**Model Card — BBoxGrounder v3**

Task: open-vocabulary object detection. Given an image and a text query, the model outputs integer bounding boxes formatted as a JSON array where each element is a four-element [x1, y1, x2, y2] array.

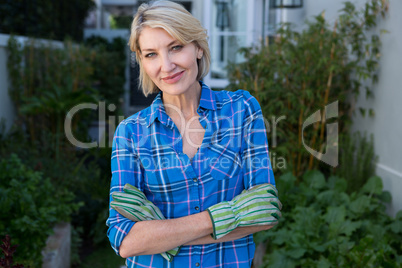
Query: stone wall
[[42, 222, 71, 268]]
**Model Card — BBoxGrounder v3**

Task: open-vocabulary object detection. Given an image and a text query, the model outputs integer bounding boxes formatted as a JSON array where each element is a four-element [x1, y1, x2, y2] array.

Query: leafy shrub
[[83, 36, 127, 114], [0, 125, 112, 264], [255, 170, 402, 267], [7, 35, 126, 160], [7, 36, 99, 162], [4, 19, 125, 266], [0, 235, 24, 268], [226, 0, 388, 176], [70, 147, 112, 247], [336, 132, 377, 193], [0, 154, 81, 267]]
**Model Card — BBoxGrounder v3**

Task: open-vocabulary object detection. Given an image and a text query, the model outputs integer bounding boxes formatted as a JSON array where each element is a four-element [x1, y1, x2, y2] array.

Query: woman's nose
[[160, 54, 175, 73]]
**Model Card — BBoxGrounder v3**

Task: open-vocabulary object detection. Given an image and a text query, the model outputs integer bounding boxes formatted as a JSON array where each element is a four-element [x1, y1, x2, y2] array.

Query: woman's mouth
[[162, 71, 184, 84]]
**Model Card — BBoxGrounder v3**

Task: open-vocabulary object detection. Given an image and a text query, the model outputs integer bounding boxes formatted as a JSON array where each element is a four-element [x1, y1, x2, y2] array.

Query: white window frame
[[202, 0, 255, 89]]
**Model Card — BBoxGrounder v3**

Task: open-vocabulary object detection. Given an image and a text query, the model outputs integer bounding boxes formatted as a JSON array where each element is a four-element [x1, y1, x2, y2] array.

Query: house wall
[[0, 34, 15, 133], [303, 0, 402, 216]]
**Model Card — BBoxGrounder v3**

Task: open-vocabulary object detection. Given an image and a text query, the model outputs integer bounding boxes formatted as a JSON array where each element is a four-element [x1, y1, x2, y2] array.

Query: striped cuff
[[206, 202, 236, 240]]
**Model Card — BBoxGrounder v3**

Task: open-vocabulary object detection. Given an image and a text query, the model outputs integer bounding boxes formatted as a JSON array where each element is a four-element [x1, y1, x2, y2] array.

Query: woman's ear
[[197, 48, 203, 59]]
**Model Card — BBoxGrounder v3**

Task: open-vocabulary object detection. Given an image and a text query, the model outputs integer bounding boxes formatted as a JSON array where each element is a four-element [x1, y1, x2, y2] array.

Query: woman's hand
[[206, 183, 282, 239]]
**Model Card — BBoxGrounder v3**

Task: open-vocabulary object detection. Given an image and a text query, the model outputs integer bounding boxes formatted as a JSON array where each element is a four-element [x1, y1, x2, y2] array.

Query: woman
[[107, 1, 281, 267]]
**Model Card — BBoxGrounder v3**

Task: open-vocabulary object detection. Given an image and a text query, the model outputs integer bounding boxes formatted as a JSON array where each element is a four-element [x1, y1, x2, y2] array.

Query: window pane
[[275, 0, 281, 7], [283, 0, 293, 6], [210, 34, 247, 79], [209, 0, 249, 79]]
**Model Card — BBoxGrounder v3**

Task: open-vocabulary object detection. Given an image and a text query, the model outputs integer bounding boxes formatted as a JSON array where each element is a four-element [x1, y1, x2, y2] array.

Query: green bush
[[84, 36, 127, 115], [336, 132, 377, 193], [0, 154, 81, 267], [0, 126, 111, 265], [255, 170, 402, 267], [5, 36, 122, 250], [7, 35, 126, 160], [7, 36, 99, 162], [226, 0, 388, 176], [70, 147, 113, 247], [4, 18, 125, 266]]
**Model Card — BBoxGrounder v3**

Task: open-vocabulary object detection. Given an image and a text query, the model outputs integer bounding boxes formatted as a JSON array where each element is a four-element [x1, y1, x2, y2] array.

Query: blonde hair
[[129, 0, 211, 96]]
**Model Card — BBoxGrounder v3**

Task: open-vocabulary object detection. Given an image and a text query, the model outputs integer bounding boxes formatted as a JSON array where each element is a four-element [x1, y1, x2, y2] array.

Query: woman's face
[[138, 27, 203, 97]]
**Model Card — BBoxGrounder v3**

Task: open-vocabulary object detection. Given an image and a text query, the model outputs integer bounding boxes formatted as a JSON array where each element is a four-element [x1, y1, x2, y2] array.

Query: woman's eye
[[172, 45, 183, 51], [145, 52, 156, 58]]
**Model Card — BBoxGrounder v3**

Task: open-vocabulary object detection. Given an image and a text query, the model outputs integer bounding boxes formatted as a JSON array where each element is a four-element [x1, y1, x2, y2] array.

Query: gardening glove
[[206, 183, 282, 240], [111, 184, 180, 262], [111, 184, 165, 221]]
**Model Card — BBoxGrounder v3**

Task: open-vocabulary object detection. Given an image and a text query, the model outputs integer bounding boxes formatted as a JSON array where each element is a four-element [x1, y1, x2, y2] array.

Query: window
[[203, 0, 255, 88]]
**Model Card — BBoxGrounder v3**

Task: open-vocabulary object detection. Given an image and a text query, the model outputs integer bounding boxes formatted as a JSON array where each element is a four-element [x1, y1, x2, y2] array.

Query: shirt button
[[195, 263, 200, 267], [193, 178, 197, 182], [195, 206, 199, 210]]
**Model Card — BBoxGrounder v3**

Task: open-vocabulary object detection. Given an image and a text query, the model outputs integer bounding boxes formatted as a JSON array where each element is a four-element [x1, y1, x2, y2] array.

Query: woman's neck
[[162, 82, 202, 120]]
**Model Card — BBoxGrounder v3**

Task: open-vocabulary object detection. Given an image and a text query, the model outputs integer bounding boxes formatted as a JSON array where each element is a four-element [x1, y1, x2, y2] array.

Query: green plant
[[0, 120, 112, 252], [0, 154, 81, 267], [226, 0, 388, 177], [0, 127, 112, 265], [83, 36, 126, 114], [7, 36, 98, 160], [70, 226, 83, 267], [71, 147, 113, 247], [0, 235, 24, 268], [7, 35, 126, 156], [109, 15, 133, 29], [5, 34, 123, 264], [336, 132, 377, 193], [255, 170, 402, 267]]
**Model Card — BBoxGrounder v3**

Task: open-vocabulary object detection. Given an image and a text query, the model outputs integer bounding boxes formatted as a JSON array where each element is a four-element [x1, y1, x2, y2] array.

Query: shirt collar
[[146, 93, 168, 128], [146, 81, 216, 128], [198, 81, 217, 111]]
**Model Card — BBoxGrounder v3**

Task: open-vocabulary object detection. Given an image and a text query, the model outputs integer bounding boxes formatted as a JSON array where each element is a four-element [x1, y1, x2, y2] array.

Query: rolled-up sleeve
[[106, 120, 143, 256], [240, 90, 275, 189]]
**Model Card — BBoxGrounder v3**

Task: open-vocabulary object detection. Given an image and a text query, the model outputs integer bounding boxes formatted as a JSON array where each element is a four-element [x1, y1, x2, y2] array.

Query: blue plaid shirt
[[107, 81, 275, 268]]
